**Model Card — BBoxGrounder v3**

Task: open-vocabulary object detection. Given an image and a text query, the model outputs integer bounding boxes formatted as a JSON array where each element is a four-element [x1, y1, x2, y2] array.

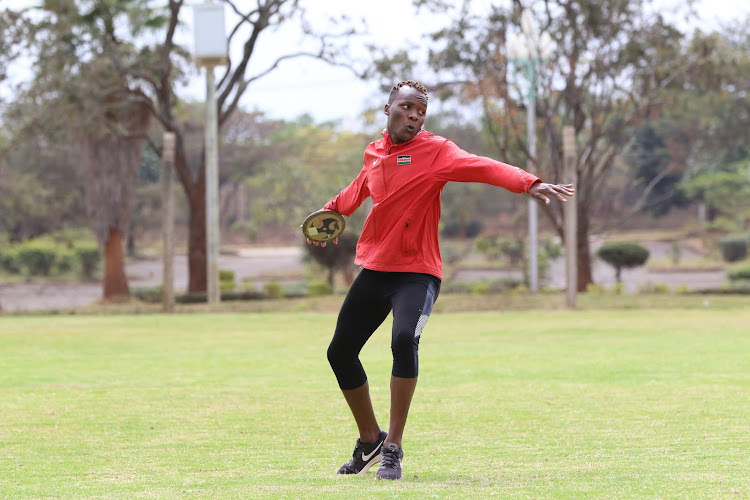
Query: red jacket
[[324, 130, 540, 279]]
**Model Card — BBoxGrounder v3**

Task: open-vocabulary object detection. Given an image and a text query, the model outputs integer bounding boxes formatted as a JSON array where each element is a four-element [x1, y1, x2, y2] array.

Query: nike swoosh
[[362, 442, 383, 462], [373, 158, 379, 165]]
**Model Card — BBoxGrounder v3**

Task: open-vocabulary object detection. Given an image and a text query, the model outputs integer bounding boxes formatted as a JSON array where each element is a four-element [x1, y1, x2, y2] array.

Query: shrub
[[75, 246, 101, 280], [133, 286, 163, 303], [596, 241, 650, 283], [263, 281, 283, 299], [471, 281, 491, 295], [55, 249, 76, 275], [718, 234, 749, 263], [17, 244, 57, 276], [441, 281, 474, 294], [219, 269, 235, 292], [1, 247, 21, 273], [307, 279, 333, 297], [728, 265, 750, 282]]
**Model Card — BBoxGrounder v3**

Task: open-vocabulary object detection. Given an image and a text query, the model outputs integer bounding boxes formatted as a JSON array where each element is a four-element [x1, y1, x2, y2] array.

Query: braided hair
[[388, 80, 428, 104]]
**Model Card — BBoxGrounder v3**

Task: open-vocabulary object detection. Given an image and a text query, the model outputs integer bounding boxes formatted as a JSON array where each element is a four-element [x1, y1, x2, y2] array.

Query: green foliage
[[717, 234, 749, 263], [639, 282, 671, 294], [263, 281, 283, 299], [0, 231, 100, 279], [306, 279, 333, 297], [596, 242, 650, 282], [132, 286, 163, 303], [728, 265, 750, 282], [629, 123, 689, 216], [16, 243, 57, 276], [474, 235, 524, 265], [75, 245, 101, 280], [0, 246, 21, 274], [246, 118, 371, 238], [219, 269, 236, 292], [681, 161, 750, 232]]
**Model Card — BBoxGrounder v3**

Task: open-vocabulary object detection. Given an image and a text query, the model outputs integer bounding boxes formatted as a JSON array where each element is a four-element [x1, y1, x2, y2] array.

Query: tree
[[627, 123, 689, 217], [246, 115, 370, 239], [143, 0, 356, 292], [596, 241, 649, 283], [6, 0, 359, 295], [8, 1, 161, 300], [379, 0, 700, 291]]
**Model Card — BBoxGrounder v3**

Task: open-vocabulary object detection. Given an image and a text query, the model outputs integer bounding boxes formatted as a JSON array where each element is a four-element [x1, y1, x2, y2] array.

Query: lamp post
[[193, 2, 227, 304], [508, 9, 552, 293]]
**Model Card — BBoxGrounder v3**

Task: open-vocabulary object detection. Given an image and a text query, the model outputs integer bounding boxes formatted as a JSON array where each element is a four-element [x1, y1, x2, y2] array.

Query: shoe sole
[[358, 455, 381, 474]]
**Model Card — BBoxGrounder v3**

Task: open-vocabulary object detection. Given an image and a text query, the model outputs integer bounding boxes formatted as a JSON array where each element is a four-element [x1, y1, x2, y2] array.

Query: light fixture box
[[193, 3, 228, 66]]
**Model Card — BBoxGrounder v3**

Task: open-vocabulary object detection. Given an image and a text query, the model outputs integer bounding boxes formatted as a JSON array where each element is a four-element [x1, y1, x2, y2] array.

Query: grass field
[[1, 306, 749, 499]]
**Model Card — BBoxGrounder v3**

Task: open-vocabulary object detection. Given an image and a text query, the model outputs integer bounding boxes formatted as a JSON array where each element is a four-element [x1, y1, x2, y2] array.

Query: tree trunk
[[187, 190, 207, 293], [576, 208, 593, 292], [103, 226, 130, 300]]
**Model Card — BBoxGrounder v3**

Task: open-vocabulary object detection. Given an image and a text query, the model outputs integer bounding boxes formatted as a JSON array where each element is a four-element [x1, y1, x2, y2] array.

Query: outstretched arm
[[528, 182, 575, 205]]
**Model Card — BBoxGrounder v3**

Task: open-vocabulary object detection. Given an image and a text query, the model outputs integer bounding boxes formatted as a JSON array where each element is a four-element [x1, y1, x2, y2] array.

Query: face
[[384, 86, 428, 144]]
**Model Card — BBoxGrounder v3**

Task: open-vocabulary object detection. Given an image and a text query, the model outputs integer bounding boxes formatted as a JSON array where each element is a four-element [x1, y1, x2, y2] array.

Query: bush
[[596, 241, 650, 282], [1, 247, 21, 273], [307, 279, 333, 297], [75, 246, 101, 280], [728, 265, 750, 282], [471, 281, 491, 295], [17, 244, 57, 276], [263, 281, 283, 299], [718, 234, 749, 263], [219, 269, 235, 292], [133, 286, 163, 303], [441, 281, 474, 294]]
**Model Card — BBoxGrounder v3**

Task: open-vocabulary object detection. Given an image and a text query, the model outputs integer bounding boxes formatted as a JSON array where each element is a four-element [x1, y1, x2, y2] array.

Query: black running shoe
[[336, 430, 388, 474], [375, 442, 404, 480]]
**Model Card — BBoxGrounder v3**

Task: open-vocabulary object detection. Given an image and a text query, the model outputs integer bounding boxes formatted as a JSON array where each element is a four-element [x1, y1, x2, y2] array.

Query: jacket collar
[[381, 128, 430, 151]]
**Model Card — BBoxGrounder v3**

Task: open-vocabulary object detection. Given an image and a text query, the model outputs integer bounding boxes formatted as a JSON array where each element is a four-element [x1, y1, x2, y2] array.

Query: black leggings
[[327, 269, 441, 390]]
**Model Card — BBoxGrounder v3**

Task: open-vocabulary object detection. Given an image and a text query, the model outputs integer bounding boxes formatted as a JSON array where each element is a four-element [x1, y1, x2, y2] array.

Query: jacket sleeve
[[322, 164, 371, 216], [433, 140, 540, 193]]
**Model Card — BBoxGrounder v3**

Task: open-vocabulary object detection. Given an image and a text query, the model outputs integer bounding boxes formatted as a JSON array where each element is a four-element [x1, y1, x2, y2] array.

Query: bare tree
[[387, 0, 700, 290], [146, 0, 357, 292]]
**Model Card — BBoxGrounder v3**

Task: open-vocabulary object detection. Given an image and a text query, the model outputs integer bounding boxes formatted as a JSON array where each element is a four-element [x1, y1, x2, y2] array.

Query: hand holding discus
[[301, 209, 346, 247]]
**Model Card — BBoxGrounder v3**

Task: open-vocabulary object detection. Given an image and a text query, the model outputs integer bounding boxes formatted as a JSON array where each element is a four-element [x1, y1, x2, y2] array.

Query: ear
[[384, 104, 390, 116]]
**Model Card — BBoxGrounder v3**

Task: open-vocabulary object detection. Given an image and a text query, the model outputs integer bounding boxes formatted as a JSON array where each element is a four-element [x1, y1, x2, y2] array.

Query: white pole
[[205, 66, 220, 304], [527, 63, 539, 293], [563, 126, 577, 308]]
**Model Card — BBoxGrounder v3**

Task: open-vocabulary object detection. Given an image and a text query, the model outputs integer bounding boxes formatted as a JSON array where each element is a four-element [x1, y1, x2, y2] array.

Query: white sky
[[177, 0, 749, 124], [2, 0, 747, 125], [180, 0, 466, 125]]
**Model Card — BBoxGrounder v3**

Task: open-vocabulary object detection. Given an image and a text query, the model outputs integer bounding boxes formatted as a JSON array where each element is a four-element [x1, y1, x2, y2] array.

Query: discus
[[301, 209, 346, 242]]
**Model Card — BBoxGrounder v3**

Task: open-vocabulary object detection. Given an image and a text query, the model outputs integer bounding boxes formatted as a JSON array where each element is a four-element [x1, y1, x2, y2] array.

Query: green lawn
[[1, 309, 749, 499]]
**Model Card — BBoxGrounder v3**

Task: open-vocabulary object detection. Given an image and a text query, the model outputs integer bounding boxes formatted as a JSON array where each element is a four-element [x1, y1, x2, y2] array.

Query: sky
[[2, 0, 747, 125], [179, 0, 463, 125], [178, 0, 749, 125]]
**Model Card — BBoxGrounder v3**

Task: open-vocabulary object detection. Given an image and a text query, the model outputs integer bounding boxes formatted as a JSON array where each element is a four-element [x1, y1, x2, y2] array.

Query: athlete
[[307, 80, 574, 480]]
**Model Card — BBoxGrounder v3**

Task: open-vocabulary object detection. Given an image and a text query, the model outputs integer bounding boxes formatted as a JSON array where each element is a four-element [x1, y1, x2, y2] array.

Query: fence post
[[563, 126, 578, 308], [162, 132, 176, 312]]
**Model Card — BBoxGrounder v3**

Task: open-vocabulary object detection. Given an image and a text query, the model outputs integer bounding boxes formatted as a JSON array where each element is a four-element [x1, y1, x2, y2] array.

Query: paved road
[[0, 243, 727, 312], [0, 247, 305, 313]]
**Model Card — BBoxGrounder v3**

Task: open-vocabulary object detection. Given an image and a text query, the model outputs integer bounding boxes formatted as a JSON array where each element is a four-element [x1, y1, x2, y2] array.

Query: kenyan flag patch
[[397, 155, 412, 165]]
